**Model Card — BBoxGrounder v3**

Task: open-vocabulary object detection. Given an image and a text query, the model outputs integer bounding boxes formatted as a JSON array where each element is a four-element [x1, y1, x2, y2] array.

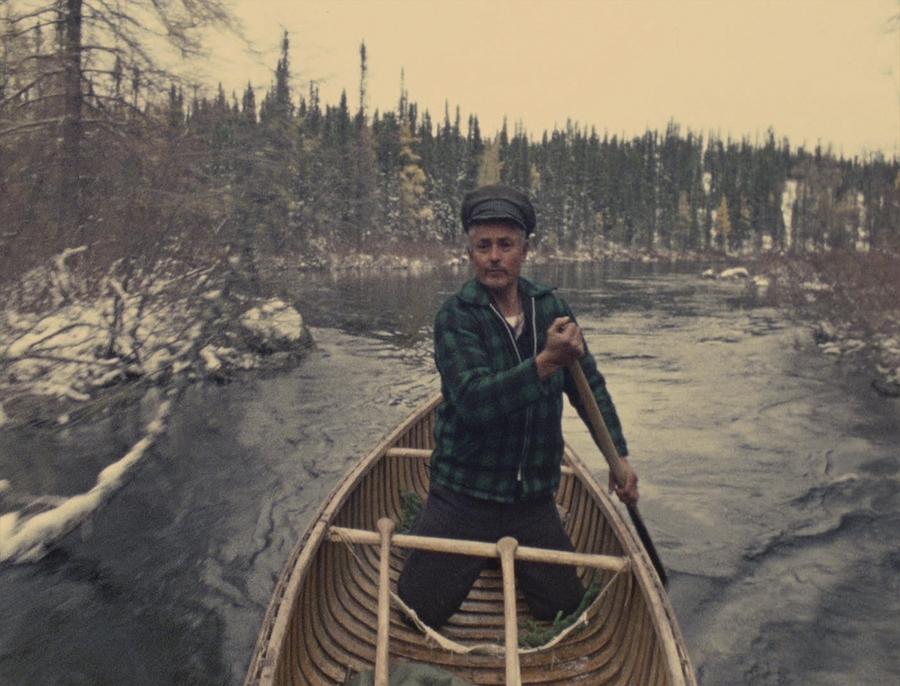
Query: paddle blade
[[627, 504, 668, 588]]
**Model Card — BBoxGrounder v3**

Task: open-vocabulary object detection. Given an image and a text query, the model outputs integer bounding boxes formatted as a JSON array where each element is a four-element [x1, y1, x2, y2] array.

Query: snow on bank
[[1, 250, 214, 413], [289, 249, 455, 274], [0, 396, 170, 563], [1, 249, 311, 423], [701, 265, 770, 292], [240, 299, 305, 349], [717, 266, 750, 280], [281, 240, 704, 275], [0, 248, 313, 563]]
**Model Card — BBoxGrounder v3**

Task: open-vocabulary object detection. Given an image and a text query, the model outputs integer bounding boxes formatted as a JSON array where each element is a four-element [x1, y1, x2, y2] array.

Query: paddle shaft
[[496, 537, 522, 686], [568, 361, 668, 587], [374, 518, 395, 686]]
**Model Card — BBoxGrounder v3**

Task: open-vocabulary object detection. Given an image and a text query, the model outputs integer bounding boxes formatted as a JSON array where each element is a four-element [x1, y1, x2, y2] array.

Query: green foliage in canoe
[[397, 491, 424, 534], [519, 581, 600, 648]]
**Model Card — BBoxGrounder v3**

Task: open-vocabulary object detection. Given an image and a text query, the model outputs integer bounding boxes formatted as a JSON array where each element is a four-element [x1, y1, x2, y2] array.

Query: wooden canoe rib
[[245, 394, 696, 685]]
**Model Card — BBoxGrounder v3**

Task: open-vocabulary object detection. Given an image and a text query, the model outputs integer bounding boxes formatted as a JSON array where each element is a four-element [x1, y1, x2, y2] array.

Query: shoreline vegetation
[[756, 251, 900, 398], [2, 242, 896, 433]]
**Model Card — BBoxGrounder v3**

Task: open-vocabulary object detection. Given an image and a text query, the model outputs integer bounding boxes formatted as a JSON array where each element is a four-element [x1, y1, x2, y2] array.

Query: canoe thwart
[[328, 525, 631, 573], [384, 448, 575, 475], [385, 448, 433, 459]]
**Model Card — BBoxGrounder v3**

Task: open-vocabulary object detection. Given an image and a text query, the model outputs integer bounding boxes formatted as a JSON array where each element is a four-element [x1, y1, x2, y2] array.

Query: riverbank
[[0, 248, 313, 562], [751, 251, 900, 398], [6, 242, 896, 425], [274, 238, 714, 274], [0, 248, 314, 430]]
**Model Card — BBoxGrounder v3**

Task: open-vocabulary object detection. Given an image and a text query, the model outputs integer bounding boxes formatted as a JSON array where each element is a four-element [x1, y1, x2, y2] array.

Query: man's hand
[[536, 316, 585, 380], [609, 459, 639, 506]]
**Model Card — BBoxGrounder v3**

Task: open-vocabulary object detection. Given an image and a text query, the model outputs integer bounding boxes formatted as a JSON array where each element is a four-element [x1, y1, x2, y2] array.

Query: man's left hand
[[608, 459, 639, 506]]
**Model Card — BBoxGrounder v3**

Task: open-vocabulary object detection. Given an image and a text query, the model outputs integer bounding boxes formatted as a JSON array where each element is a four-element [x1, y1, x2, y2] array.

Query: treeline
[[151, 36, 900, 261], [2, 5, 898, 283]]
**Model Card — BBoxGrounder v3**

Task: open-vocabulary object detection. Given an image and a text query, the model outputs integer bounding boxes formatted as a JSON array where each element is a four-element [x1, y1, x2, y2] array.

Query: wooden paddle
[[374, 518, 395, 686], [568, 361, 669, 587], [496, 536, 522, 686]]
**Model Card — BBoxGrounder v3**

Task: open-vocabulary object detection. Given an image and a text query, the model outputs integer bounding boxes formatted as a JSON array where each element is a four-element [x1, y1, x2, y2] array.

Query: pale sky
[[202, 0, 900, 159]]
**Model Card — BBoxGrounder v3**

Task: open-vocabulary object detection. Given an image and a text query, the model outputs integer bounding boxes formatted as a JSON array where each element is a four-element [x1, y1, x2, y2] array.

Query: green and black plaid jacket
[[430, 276, 629, 503]]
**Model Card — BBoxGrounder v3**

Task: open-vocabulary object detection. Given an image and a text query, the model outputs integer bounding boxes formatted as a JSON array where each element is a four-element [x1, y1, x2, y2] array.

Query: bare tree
[[0, 0, 237, 258]]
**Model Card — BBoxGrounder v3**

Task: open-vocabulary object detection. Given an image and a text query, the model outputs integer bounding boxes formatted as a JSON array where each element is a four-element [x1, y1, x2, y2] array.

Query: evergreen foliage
[[2, 15, 898, 281], [519, 581, 601, 648], [397, 491, 424, 534]]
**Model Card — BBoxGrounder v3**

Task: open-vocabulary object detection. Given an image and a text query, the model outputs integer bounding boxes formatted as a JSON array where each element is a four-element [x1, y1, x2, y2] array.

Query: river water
[[1, 262, 898, 685]]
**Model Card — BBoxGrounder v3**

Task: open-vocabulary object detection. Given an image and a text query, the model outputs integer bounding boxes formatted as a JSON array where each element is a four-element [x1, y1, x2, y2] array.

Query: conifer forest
[[1, 2, 898, 284]]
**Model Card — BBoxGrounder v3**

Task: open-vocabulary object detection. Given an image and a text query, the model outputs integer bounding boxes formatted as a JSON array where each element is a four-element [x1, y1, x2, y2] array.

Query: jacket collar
[[457, 276, 554, 307]]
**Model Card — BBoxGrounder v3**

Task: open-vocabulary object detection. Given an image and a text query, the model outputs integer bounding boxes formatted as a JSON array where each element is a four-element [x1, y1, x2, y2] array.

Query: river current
[[1, 262, 897, 685]]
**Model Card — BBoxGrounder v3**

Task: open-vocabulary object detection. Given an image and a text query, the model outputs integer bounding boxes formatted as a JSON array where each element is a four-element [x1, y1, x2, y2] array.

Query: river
[[1, 262, 897, 685]]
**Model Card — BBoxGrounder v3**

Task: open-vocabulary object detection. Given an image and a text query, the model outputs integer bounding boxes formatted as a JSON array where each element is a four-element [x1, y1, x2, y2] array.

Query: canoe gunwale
[[562, 444, 695, 684]]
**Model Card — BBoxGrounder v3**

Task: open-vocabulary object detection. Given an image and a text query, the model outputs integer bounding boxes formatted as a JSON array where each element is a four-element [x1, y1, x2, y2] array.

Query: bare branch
[[78, 43, 128, 57], [14, 352, 121, 366], [6, 53, 60, 70], [1, 90, 64, 113], [0, 76, 44, 106], [0, 115, 136, 138], [84, 0, 142, 30], [0, 116, 62, 136], [4, 6, 61, 25], [81, 92, 149, 118], [1, 18, 63, 40]]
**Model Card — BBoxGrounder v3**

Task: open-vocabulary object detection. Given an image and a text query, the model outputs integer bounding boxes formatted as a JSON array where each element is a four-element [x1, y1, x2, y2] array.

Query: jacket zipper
[[489, 296, 537, 490]]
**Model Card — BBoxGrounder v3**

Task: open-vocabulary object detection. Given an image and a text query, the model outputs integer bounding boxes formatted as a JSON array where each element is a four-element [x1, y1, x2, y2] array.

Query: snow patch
[[0, 247, 314, 424], [240, 299, 306, 350], [801, 280, 831, 293], [1, 254, 214, 409], [701, 266, 756, 281], [718, 267, 750, 280], [199, 345, 222, 372]]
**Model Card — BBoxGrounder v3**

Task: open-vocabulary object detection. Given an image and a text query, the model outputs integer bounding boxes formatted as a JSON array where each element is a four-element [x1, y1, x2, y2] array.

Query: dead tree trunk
[[60, 0, 84, 246]]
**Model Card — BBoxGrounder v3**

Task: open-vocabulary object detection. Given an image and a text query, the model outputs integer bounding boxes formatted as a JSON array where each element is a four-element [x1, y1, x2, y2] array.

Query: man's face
[[467, 222, 528, 295]]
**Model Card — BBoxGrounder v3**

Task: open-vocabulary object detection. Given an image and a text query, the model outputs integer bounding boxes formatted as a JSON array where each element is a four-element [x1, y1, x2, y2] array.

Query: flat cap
[[461, 184, 536, 235]]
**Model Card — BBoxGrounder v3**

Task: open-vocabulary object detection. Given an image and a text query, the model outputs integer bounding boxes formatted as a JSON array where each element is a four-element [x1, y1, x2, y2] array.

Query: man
[[397, 184, 639, 630]]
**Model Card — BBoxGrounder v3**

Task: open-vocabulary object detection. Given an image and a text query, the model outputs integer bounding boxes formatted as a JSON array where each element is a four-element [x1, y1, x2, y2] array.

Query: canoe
[[244, 393, 696, 685]]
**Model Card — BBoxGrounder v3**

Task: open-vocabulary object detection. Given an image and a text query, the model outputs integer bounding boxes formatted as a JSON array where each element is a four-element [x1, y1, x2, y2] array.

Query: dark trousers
[[397, 484, 585, 630]]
